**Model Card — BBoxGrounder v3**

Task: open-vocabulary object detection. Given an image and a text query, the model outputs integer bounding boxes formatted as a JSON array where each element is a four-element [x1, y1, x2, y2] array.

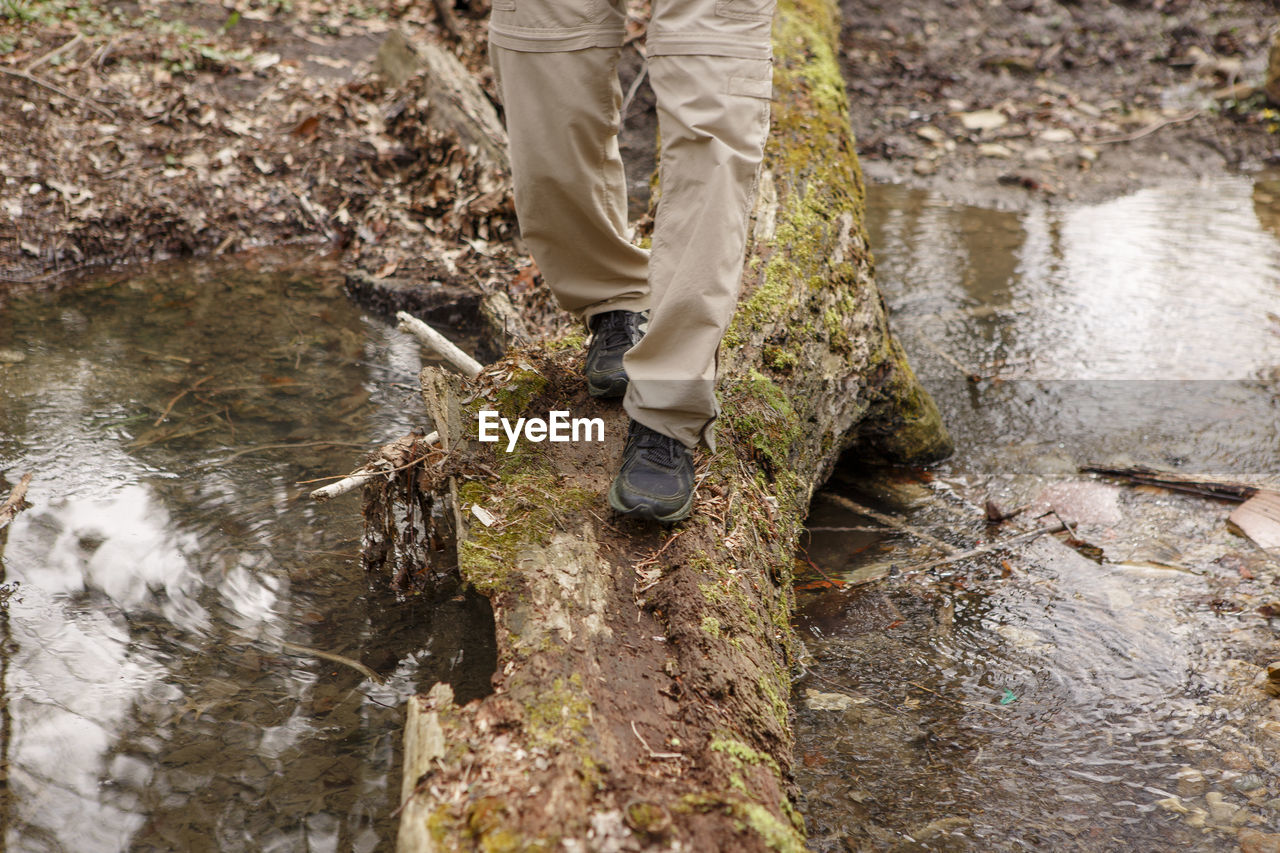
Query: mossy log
[[375, 0, 952, 849]]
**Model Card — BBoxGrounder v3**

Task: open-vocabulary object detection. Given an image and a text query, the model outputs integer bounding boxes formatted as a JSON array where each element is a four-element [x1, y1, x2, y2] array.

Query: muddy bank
[[4, 0, 1277, 291], [0, 0, 538, 318]]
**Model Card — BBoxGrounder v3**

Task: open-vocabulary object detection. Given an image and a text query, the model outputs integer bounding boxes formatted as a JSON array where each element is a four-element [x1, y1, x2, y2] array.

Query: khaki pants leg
[[621, 53, 773, 451], [489, 37, 650, 323], [489, 0, 775, 448]]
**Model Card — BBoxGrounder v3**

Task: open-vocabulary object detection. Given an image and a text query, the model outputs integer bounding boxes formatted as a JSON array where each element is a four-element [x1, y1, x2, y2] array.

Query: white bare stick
[[310, 431, 438, 502], [395, 311, 483, 379], [0, 473, 33, 531]]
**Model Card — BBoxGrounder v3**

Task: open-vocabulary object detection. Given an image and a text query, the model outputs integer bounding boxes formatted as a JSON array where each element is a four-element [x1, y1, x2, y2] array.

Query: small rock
[[1175, 768, 1208, 798], [0, 349, 25, 364], [911, 816, 971, 841], [1184, 807, 1210, 827], [1222, 750, 1256, 772], [958, 109, 1008, 131], [1240, 828, 1280, 853], [1023, 147, 1053, 162], [1039, 128, 1076, 143], [916, 125, 946, 144], [979, 143, 1015, 159], [1206, 791, 1240, 825], [804, 688, 867, 711], [913, 158, 939, 176], [1234, 774, 1266, 794], [1078, 146, 1099, 163]]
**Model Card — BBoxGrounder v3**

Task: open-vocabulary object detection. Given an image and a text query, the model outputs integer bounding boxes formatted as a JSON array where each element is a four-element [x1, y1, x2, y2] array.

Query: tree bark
[[373, 0, 952, 848]]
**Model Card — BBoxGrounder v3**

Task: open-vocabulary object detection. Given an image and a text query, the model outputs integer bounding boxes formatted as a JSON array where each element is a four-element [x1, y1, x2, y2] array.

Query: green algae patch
[[720, 369, 802, 473], [456, 472, 596, 597], [525, 673, 592, 749], [710, 737, 783, 778], [674, 794, 806, 853]]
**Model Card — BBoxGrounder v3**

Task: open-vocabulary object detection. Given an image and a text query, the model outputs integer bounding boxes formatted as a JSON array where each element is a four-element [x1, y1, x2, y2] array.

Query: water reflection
[[799, 177, 1280, 850], [0, 255, 495, 851]]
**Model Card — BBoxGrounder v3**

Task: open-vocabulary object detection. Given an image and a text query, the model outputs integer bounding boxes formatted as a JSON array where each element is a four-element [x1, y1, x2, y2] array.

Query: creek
[[1, 175, 1278, 851], [797, 175, 1280, 851]]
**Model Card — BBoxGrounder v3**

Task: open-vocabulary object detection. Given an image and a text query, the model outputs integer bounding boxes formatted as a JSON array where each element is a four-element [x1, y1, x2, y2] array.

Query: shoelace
[[594, 313, 640, 351], [631, 424, 683, 470]]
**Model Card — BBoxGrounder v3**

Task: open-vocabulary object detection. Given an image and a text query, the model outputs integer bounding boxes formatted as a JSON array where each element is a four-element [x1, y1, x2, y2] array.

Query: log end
[[856, 334, 954, 466]]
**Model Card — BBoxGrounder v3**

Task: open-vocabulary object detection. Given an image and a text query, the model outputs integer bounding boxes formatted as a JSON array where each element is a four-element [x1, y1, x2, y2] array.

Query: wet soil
[[841, 0, 1279, 208], [0, 0, 521, 296]]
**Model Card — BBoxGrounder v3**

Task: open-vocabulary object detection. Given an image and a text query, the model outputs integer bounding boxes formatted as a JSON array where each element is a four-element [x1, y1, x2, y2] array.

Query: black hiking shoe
[[584, 310, 644, 398], [608, 420, 695, 523]]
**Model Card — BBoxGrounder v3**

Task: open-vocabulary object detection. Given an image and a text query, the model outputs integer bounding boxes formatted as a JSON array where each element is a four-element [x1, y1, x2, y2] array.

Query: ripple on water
[[0, 255, 496, 852], [797, 177, 1280, 851]]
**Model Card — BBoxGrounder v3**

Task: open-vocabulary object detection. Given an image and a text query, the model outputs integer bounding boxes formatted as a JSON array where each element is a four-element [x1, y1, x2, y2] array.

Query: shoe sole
[[607, 479, 693, 524], [586, 373, 627, 399]]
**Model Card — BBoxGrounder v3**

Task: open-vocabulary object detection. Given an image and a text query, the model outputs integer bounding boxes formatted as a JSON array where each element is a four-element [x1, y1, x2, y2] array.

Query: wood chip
[[1228, 490, 1280, 551]]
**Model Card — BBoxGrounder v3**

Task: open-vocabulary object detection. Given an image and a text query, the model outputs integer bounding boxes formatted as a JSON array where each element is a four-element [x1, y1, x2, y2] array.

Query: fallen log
[[369, 0, 952, 848]]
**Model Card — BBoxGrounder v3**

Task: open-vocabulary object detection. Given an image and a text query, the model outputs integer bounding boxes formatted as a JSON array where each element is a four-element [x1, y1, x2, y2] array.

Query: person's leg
[[621, 51, 774, 451], [489, 41, 649, 324], [608, 0, 774, 521]]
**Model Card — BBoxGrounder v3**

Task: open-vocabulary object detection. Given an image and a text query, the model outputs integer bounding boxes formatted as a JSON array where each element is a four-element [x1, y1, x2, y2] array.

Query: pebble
[[979, 143, 1015, 159], [1234, 774, 1266, 794], [958, 109, 1008, 131], [916, 125, 946, 144], [913, 158, 939, 176], [0, 349, 25, 363], [1175, 768, 1208, 797], [1206, 791, 1240, 824], [1039, 127, 1076, 143], [804, 688, 867, 711], [1239, 829, 1280, 853]]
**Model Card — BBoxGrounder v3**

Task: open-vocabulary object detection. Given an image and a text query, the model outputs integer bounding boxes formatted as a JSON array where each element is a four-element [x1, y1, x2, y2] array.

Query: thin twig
[[0, 67, 116, 118], [898, 523, 1066, 575], [222, 440, 370, 463], [153, 375, 211, 426], [630, 720, 684, 760], [228, 631, 384, 683], [0, 473, 33, 531], [24, 33, 83, 73], [1089, 109, 1201, 145], [620, 59, 649, 120], [309, 432, 440, 501], [819, 492, 961, 555], [396, 311, 483, 379]]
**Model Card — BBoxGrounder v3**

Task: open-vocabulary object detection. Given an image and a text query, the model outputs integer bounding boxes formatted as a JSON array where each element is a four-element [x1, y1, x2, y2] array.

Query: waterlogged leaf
[[999, 689, 1018, 705]]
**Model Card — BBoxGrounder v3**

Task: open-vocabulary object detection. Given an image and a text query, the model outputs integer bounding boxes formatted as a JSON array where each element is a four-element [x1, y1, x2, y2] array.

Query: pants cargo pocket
[[714, 0, 774, 22]]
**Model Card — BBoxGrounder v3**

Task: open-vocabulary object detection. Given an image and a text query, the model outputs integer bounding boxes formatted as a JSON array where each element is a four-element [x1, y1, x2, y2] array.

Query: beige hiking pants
[[489, 0, 775, 450]]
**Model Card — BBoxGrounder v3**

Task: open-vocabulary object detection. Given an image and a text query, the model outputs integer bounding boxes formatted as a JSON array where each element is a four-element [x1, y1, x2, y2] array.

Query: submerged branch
[[0, 473, 33, 531]]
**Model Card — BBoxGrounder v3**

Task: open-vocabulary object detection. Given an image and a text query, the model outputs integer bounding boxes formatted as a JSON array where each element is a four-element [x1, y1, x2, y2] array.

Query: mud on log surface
[[365, 0, 952, 849]]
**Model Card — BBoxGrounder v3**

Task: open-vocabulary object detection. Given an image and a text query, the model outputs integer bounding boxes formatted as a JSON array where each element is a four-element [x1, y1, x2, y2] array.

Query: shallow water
[[5, 178, 1280, 852], [0, 256, 495, 852], [796, 176, 1280, 850]]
